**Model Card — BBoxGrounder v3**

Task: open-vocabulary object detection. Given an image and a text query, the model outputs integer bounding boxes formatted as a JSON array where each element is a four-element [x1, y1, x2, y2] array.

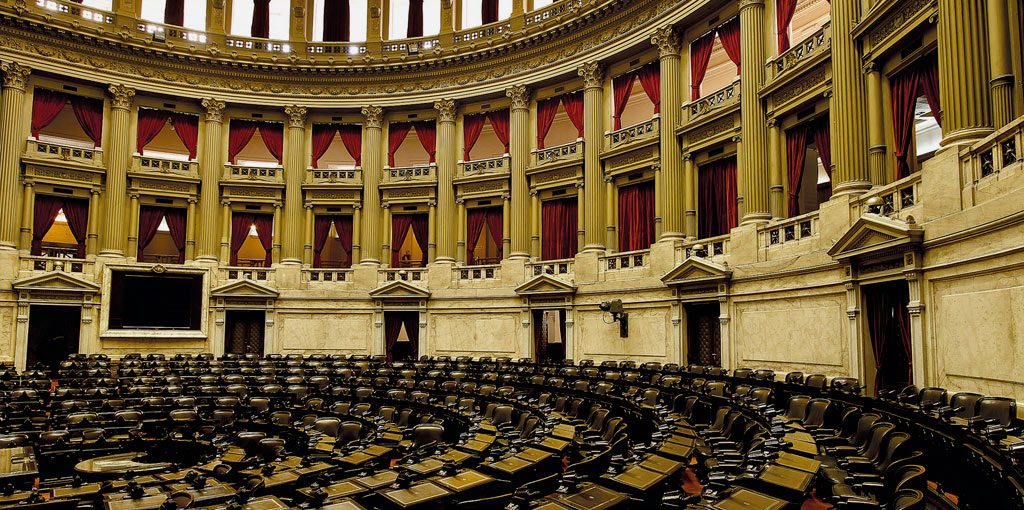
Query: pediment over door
[[210, 280, 280, 299], [515, 274, 576, 297], [828, 214, 923, 262], [661, 257, 732, 288], [368, 280, 431, 300], [12, 272, 100, 295]]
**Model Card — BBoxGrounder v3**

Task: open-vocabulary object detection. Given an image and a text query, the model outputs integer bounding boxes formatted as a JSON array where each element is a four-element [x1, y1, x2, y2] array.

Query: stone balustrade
[[604, 117, 659, 150]]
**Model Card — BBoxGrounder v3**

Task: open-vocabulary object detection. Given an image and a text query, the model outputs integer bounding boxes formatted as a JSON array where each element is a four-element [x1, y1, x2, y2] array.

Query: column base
[[831, 180, 873, 197], [508, 252, 530, 260], [360, 259, 381, 266], [658, 231, 686, 242], [942, 127, 996, 147], [739, 212, 771, 226], [0, 242, 16, 251], [194, 255, 219, 263], [581, 244, 606, 253], [98, 249, 125, 258], [279, 258, 302, 266], [433, 257, 456, 264]]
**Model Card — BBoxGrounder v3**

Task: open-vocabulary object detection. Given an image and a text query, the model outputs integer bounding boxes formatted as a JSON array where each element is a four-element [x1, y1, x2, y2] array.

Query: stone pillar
[[604, 176, 616, 251], [767, 119, 784, 219], [578, 61, 605, 252], [19, 183, 33, 251], [829, 0, 870, 194], [501, 192, 511, 258], [351, 204, 362, 263], [506, 85, 531, 259], [865, 63, 887, 185], [220, 201, 231, 262], [101, 84, 135, 256], [988, 0, 1015, 128], [0, 62, 30, 250], [271, 204, 281, 264], [381, 203, 392, 265], [303, 205, 313, 265], [456, 199, 466, 263], [87, 190, 100, 256], [738, 0, 770, 223], [651, 27, 684, 240], [185, 198, 197, 261], [575, 182, 585, 251], [427, 200, 437, 262], [360, 106, 384, 265], [282, 105, 307, 265], [530, 191, 540, 258], [198, 99, 226, 262], [938, 0, 993, 145], [433, 99, 457, 263], [682, 153, 696, 237], [127, 193, 140, 259]]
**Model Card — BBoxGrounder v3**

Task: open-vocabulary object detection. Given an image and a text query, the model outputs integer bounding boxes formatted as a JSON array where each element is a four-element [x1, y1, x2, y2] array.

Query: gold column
[[578, 62, 605, 252], [127, 193, 140, 259], [682, 153, 696, 237], [360, 106, 383, 264], [506, 85, 531, 259], [351, 204, 362, 263], [87, 190, 100, 256], [988, 0, 1015, 128], [101, 84, 135, 256], [456, 199, 466, 263], [828, 0, 870, 194], [575, 182, 585, 251], [427, 200, 437, 262], [303, 205, 313, 265], [738, 0, 770, 223], [381, 203, 392, 265], [220, 201, 231, 262], [282, 105, 307, 264], [440, 0, 454, 35], [767, 119, 783, 219], [938, 0, 993, 144], [865, 63, 887, 185], [433, 99, 457, 263], [271, 204, 281, 264], [198, 99, 226, 262], [651, 27, 684, 240], [604, 176, 616, 251], [19, 183, 33, 251], [367, 0, 383, 43], [530, 190, 540, 258], [501, 192, 511, 258], [0, 62, 30, 250], [185, 198, 197, 261]]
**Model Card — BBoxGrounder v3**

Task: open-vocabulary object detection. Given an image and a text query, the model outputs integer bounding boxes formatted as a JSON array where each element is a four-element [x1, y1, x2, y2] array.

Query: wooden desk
[[657, 441, 693, 460], [552, 425, 576, 440], [76, 453, 173, 478], [784, 431, 815, 444], [434, 470, 494, 493], [756, 464, 814, 496], [604, 465, 666, 492], [457, 440, 490, 454], [297, 481, 366, 500], [639, 455, 683, 476], [436, 450, 473, 463], [483, 455, 533, 476], [104, 494, 166, 510], [51, 483, 103, 500], [549, 483, 627, 510], [321, 501, 368, 510], [784, 439, 818, 457], [354, 471, 399, 490], [516, 448, 553, 463], [380, 482, 450, 508], [538, 437, 571, 453], [0, 447, 37, 482], [774, 452, 821, 474], [165, 483, 237, 506], [711, 489, 787, 510], [206, 495, 289, 510], [294, 462, 334, 478], [407, 458, 444, 476]]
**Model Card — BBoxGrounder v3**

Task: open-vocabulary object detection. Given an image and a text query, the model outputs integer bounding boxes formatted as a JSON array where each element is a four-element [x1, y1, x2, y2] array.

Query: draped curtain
[[31, 89, 68, 138], [481, 0, 499, 24], [465, 208, 487, 264], [689, 32, 716, 101], [136, 206, 167, 263], [698, 157, 738, 238], [488, 109, 511, 154], [919, 58, 942, 128], [164, 207, 187, 264], [536, 98, 560, 149], [617, 181, 655, 252], [485, 208, 503, 260], [612, 72, 636, 130], [384, 313, 403, 362], [865, 282, 913, 395], [718, 17, 742, 73], [253, 215, 274, 267], [62, 199, 88, 259], [462, 113, 487, 160], [312, 215, 334, 267], [890, 55, 944, 178], [311, 124, 338, 169], [387, 123, 413, 166], [334, 216, 354, 266], [414, 121, 437, 163], [170, 113, 199, 160], [323, 0, 351, 42], [776, 0, 798, 53], [251, 0, 271, 38], [31, 195, 66, 256], [637, 63, 661, 114], [541, 198, 578, 260], [410, 214, 429, 264], [228, 120, 260, 164], [785, 124, 809, 217], [390, 214, 413, 266], [811, 118, 832, 178], [69, 96, 103, 147], [561, 92, 584, 138], [407, 0, 424, 37], [229, 213, 255, 266], [164, 0, 185, 26], [339, 124, 363, 165], [258, 123, 284, 165], [137, 109, 169, 155]]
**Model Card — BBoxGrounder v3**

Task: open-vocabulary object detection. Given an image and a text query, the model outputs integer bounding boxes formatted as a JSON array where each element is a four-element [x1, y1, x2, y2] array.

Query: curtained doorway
[[863, 281, 913, 396], [532, 309, 566, 364], [27, 305, 80, 375], [685, 303, 721, 367], [385, 311, 419, 362], [225, 310, 265, 357]]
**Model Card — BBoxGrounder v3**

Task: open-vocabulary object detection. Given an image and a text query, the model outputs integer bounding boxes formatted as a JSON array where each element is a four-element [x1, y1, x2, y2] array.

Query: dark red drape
[[229, 213, 254, 266], [698, 157, 738, 239], [637, 63, 661, 114], [136, 206, 167, 263], [463, 113, 487, 160], [410, 214, 429, 263], [391, 214, 413, 266], [164, 0, 185, 26], [561, 92, 584, 139], [407, 0, 424, 37], [865, 282, 912, 395], [228, 120, 260, 164], [612, 72, 636, 130], [311, 124, 337, 169], [312, 215, 334, 267], [165, 207, 187, 264], [334, 216, 354, 265], [481, 0, 498, 24], [776, 0, 798, 52], [890, 66, 920, 179], [339, 124, 362, 166], [258, 123, 284, 165], [786, 124, 809, 217], [811, 117, 832, 178], [384, 313, 403, 362], [617, 181, 655, 252], [690, 31, 716, 101], [137, 109, 168, 156], [488, 109, 511, 154], [465, 208, 487, 264], [536, 98, 560, 149], [170, 113, 199, 160], [718, 17, 742, 73], [31, 89, 68, 138], [253, 215, 274, 267], [387, 123, 413, 167], [31, 195, 64, 256], [920, 60, 942, 128], [70, 96, 103, 148], [541, 198, 578, 260], [251, 0, 271, 38], [414, 122, 436, 164], [62, 198, 88, 259], [485, 208, 503, 261], [323, 0, 350, 42]]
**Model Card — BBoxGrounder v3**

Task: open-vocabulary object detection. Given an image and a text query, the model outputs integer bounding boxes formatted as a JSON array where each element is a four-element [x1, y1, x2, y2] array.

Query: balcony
[[385, 164, 435, 183], [223, 164, 284, 184], [600, 249, 649, 271], [380, 268, 427, 284], [604, 117, 659, 151], [32, 0, 113, 26], [381, 36, 442, 56], [960, 115, 1023, 188], [531, 140, 583, 167], [766, 22, 831, 84], [303, 268, 353, 283], [685, 235, 728, 259], [24, 139, 103, 168], [760, 212, 818, 248], [857, 173, 922, 222], [683, 79, 740, 124], [459, 155, 510, 176], [456, 265, 500, 280], [20, 255, 92, 274], [221, 266, 274, 282], [307, 166, 361, 184], [307, 42, 368, 58], [136, 20, 208, 47], [224, 36, 292, 56], [524, 0, 584, 26], [528, 258, 573, 277], [133, 155, 198, 178], [452, 21, 513, 44]]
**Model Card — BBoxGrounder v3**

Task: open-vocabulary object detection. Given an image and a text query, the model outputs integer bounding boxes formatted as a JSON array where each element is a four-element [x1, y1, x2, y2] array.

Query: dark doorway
[[863, 280, 913, 396], [27, 305, 80, 374], [533, 309, 567, 364], [385, 311, 419, 362], [685, 303, 721, 367], [225, 310, 265, 356]]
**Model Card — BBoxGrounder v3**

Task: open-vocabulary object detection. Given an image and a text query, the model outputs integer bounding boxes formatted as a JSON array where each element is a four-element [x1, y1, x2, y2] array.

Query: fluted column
[[127, 193, 140, 259], [86, 190, 100, 256], [738, 0, 770, 223], [456, 199, 466, 263], [828, 0, 870, 193], [101, 84, 135, 256], [360, 106, 384, 265], [19, 183, 33, 251], [351, 204, 362, 263], [651, 27, 684, 240], [381, 204, 392, 265], [427, 200, 437, 262], [220, 201, 231, 261], [185, 198, 197, 261], [271, 204, 281, 264], [197, 99, 226, 262], [767, 119, 783, 219], [282, 105, 307, 264], [506, 85, 531, 259], [530, 191, 540, 259], [938, 0, 993, 145], [865, 63, 887, 185], [605, 176, 616, 251], [682, 153, 696, 237], [988, 0, 1015, 128], [433, 99, 457, 263], [303, 205, 313, 265], [501, 193, 511, 257], [579, 62, 605, 252], [0, 62, 30, 250]]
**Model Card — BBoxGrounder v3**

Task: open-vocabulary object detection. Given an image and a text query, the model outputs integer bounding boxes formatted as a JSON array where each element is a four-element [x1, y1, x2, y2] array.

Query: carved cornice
[[0, 60, 30, 91], [108, 84, 135, 110], [202, 98, 227, 123], [433, 99, 457, 123], [362, 106, 384, 128], [578, 61, 604, 89], [650, 26, 680, 57], [285, 105, 307, 128], [506, 85, 530, 110]]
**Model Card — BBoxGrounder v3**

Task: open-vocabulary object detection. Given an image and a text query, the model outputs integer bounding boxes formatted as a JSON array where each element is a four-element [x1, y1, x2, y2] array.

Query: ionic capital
[[0, 61, 31, 91], [362, 105, 384, 128], [108, 84, 136, 110], [433, 99, 457, 123]]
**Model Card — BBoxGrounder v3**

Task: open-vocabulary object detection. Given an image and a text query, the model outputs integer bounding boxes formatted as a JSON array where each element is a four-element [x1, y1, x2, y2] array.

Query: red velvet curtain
[[414, 122, 436, 164], [253, 215, 274, 266], [919, 57, 942, 127], [229, 213, 254, 266], [481, 0, 498, 24], [170, 113, 199, 160], [391, 214, 413, 266], [541, 198, 578, 260], [410, 214, 429, 264], [612, 72, 636, 130], [228, 120, 260, 164], [31, 89, 68, 138], [465, 208, 487, 264], [312, 215, 334, 267], [463, 113, 487, 160], [488, 109, 511, 154], [165, 207, 187, 264], [407, 0, 424, 37], [323, 0, 350, 42], [339, 124, 362, 165], [865, 282, 912, 395], [137, 109, 168, 156], [776, 0, 798, 52], [890, 66, 920, 180], [617, 181, 655, 252], [31, 195, 66, 256], [70, 96, 103, 147], [637, 63, 660, 114], [810, 117, 832, 178], [485, 208, 503, 261], [251, 0, 271, 38], [164, 0, 185, 26], [689, 32, 716, 100], [334, 216, 354, 266], [384, 313, 403, 362], [561, 91, 584, 139], [718, 17, 742, 73], [62, 198, 89, 259], [698, 157, 738, 238], [387, 123, 413, 166], [786, 124, 809, 217], [311, 124, 337, 169], [136, 206, 167, 262], [259, 123, 284, 165], [536, 98, 560, 149]]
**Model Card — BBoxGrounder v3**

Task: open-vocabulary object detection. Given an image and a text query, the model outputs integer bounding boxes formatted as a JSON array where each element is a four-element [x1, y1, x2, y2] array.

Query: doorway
[[225, 310, 265, 356], [385, 311, 419, 362], [685, 303, 721, 367], [862, 280, 912, 396], [533, 309, 567, 364], [27, 305, 81, 374]]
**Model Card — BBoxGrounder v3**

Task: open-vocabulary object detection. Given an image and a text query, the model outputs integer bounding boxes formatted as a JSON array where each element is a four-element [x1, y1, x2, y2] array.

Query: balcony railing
[[224, 164, 284, 183], [381, 37, 442, 55], [529, 259, 573, 277], [25, 139, 103, 167], [380, 268, 427, 283], [767, 22, 831, 83], [34, 0, 113, 24], [452, 22, 513, 44], [600, 249, 649, 271], [604, 117, 659, 150], [531, 140, 583, 167], [683, 79, 740, 123], [960, 114, 1023, 184], [857, 173, 922, 220], [525, 0, 584, 25], [136, 21, 208, 45], [21, 255, 90, 274], [307, 166, 361, 184], [222, 266, 274, 282], [459, 155, 509, 175], [760, 212, 818, 248], [225, 36, 291, 55], [457, 265, 499, 280], [133, 155, 198, 177], [303, 268, 352, 283], [386, 164, 435, 182], [685, 235, 728, 258], [307, 43, 368, 56]]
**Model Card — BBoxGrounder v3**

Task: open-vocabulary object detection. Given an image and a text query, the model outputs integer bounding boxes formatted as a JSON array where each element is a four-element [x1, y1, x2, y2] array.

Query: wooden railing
[[133, 155, 198, 177], [600, 250, 649, 271], [760, 212, 818, 248], [604, 117, 659, 150], [856, 173, 922, 220], [386, 164, 435, 182], [528, 258, 573, 277], [766, 22, 831, 83], [25, 139, 103, 167], [459, 155, 509, 175], [224, 164, 284, 183], [683, 79, 740, 123], [457, 265, 500, 280], [960, 114, 1023, 184], [307, 166, 361, 184], [303, 268, 352, 283], [21, 255, 90, 274], [531, 140, 583, 167]]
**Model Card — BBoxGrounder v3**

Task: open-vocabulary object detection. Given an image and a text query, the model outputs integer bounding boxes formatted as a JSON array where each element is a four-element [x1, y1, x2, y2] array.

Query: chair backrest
[[785, 395, 811, 421], [492, 405, 514, 426], [850, 413, 882, 445], [802, 398, 830, 428], [890, 489, 926, 510], [411, 423, 445, 448], [977, 397, 1016, 426], [313, 417, 341, 437], [785, 372, 804, 385], [950, 392, 984, 419], [732, 368, 753, 379], [804, 374, 827, 389], [861, 422, 896, 463], [338, 421, 362, 444], [918, 387, 947, 409]]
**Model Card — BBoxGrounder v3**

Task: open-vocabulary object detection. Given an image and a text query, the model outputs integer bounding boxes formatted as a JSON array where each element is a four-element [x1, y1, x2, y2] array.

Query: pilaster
[[361, 105, 384, 265], [433, 99, 457, 263], [579, 61, 605, 252], [506, 85, 531, 259], [100, 84, 135, 257], [198, 98, 226, 262], [282, 105, 307, 265], [682, 152, 695, 237], [0, 61, 30, 250], [737, 0, 770, 224]]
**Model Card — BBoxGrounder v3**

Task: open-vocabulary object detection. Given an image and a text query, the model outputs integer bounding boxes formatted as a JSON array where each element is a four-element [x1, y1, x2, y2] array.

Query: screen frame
[[100, 265, 210, 340]]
